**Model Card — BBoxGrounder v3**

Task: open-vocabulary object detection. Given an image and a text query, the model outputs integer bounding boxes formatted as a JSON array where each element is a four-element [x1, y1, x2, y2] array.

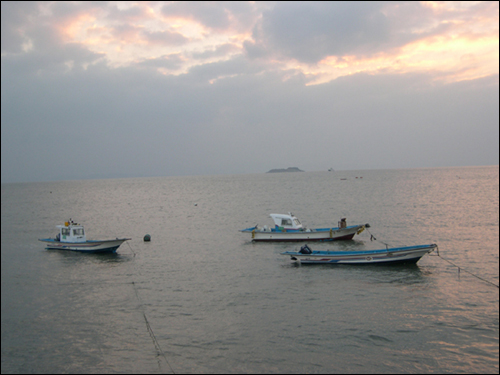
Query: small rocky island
[[267, 167, 304, 173]]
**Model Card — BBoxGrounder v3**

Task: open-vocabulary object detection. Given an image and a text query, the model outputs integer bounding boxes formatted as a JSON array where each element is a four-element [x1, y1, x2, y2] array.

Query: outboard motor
[[339, 218, 347, 228], [299, 244, 312, 254]]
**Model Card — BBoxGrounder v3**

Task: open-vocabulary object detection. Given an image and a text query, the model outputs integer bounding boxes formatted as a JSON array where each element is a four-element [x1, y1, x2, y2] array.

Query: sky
[[1, 1, 499, 183]]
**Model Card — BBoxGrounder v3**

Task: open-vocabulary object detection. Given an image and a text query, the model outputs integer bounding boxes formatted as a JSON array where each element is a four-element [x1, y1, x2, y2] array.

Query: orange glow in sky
[[50, 1, 499, 83]]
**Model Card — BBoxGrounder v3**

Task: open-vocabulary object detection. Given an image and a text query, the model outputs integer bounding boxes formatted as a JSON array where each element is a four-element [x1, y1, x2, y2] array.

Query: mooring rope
[[132, 281, 175, 374], [364, 230, 498, 289], [128, 242, 175, 374], [433, 246, 499, 289], [365, 228, 391, 249], [126, 241, 136, 257]]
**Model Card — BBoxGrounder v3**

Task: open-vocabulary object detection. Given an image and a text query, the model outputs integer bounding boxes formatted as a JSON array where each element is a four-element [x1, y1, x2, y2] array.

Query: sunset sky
[[2, 1, 499, 183]]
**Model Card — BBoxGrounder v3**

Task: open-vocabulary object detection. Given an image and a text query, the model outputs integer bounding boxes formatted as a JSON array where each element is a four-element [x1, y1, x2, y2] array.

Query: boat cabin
[[270, 213, 303, 230], [55, 221, 87, 243]]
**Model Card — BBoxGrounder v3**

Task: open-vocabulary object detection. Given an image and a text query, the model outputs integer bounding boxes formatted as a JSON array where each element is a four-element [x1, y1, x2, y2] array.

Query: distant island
[[267, 167, 304, 173]]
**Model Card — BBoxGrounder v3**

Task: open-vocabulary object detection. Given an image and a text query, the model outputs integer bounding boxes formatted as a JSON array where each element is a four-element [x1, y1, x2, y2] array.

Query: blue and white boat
[[39, 220, 130, 253], [282, 244, 437, 264], [241, 213, 368, 242]]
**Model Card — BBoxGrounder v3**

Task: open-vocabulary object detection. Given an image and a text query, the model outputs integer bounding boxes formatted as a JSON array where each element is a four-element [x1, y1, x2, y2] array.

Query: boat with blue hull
[[241, 213, 368, 242], [282, 244, 437, 265], [39, 220, 130, 254]]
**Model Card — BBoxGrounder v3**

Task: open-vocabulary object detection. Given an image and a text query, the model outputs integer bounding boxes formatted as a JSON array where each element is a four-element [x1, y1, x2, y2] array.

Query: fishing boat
[[240, 213, 368, 242], [281, 244, 437, 264], [39, 220, 131, 253]]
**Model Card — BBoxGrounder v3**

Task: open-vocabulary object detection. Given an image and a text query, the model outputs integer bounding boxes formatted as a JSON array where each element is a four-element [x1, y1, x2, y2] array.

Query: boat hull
[[281, 244, 437, 264], [241, 225, 365, 242], [38, 238, 130, 253]]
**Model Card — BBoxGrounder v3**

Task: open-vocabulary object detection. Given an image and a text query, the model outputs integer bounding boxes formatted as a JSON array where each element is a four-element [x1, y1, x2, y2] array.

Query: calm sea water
[[1, 166, 498, 374]]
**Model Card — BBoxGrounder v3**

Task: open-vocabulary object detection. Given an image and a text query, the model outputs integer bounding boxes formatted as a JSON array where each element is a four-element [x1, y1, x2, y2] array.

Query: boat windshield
[[73, 228, 84, 236], [293, 218, 301, 226]]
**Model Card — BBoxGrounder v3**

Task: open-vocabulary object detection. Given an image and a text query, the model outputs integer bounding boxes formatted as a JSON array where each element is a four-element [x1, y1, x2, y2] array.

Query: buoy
[[144, 234, 151, 242]]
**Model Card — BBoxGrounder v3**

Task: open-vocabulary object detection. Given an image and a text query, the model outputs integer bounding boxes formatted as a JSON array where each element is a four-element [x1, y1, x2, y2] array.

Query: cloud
[[1, 2, 40, 53], [136, 53, 186, 70], [141, 29, 190, 46], [1, 2, 498, 183], [191, 43, 240, 60], [3, 48, 497, 182], [253, 2, 392, 63], [4, 2, 496, 81], [105, 3, 150, 22], [160, 1, 260, 32], [249, 1, 498, 66]]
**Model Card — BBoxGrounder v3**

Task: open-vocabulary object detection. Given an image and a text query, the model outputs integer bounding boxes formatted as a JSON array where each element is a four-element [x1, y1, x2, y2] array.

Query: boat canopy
[[270, 213, 303, 230], [56, 221, 86, 243]]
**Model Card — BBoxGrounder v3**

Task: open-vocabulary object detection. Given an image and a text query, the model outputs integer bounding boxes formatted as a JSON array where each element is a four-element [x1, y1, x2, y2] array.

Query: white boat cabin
[[55, 221, 87, 243], [270, 213, 303, 230]]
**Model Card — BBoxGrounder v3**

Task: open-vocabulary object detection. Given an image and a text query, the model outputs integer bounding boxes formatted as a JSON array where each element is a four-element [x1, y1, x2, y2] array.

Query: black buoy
[[143, 234, 151, 242]]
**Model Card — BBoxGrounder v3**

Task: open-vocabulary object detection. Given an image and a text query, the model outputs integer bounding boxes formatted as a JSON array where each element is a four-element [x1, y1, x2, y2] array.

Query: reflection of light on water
[[48, 249, 133, 266], [2, 166, 498, 373]]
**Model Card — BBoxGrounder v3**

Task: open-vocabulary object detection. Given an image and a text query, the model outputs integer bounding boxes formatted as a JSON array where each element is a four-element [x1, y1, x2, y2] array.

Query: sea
[[1, 166, 498, 374]]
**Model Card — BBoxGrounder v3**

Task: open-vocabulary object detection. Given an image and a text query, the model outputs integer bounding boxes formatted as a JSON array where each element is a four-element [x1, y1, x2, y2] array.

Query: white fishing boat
[[39, 220, 130, 253], [282, 244, 437, 264], [240, 213, 368, 242]]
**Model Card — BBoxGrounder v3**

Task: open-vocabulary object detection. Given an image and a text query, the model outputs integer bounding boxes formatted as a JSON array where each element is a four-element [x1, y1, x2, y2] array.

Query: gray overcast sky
[[1, 1, 499, 183]]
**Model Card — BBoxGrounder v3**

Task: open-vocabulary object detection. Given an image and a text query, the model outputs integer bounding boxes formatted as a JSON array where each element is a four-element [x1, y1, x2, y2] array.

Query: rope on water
[[128, 241, 175, 374], [364, 230, 499, 289], [433, 246, 499, 289], [126, 241, 136, 257], [365, 228, 391, 249], [131, 280, 176, 374]]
